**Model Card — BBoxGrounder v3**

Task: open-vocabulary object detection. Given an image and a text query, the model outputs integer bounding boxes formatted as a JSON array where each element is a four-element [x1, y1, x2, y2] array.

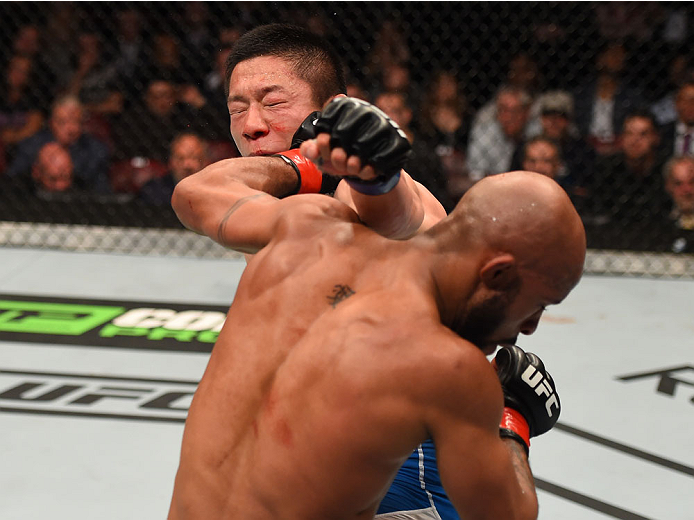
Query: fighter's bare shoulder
[[404, 327, 504, 429]]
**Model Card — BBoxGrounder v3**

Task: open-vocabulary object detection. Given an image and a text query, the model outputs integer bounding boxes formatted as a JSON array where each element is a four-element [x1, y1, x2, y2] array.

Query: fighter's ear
[[322, 93, 347, 109], [480, 254, 519, 291]]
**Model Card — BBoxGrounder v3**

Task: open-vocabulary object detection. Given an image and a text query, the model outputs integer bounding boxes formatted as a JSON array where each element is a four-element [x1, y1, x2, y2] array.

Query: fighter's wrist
[[344, 170, 401, 196], [273, 150, 323, 197], [499, 407, 530, 455]]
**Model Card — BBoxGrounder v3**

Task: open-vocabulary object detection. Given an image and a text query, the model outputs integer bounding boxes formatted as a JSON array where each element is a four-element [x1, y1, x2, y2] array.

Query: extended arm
[[301, 97, 446, 238], [303, 133, 446, 239], [171, 157, 353, 254]]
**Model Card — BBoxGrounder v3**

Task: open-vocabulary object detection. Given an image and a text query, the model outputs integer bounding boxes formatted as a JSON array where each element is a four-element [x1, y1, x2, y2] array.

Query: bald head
[[438, 171, 586, 291], [33, 143, 74, 192]]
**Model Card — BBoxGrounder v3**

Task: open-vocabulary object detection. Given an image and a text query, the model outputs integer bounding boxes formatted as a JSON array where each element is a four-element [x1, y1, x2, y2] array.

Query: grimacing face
[[227, 56, 321, 157]]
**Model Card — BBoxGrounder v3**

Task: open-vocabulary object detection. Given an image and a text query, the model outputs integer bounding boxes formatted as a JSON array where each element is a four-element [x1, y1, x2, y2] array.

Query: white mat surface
[[1, 248, 692, 519]]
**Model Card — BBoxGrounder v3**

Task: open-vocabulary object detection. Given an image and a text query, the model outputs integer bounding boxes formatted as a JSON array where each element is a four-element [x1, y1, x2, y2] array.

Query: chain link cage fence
[[1, 2, 693, 277]]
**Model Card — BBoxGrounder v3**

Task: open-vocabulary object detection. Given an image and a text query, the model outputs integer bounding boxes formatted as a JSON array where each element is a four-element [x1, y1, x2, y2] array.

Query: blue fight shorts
[[376, 439, 459, 520]]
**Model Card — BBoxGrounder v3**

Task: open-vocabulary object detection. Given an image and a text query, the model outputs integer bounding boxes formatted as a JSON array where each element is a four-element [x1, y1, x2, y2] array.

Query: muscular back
[[169, 200, 497, 520]]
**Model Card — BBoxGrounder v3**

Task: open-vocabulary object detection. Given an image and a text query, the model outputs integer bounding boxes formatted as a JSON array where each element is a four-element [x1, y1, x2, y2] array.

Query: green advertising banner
[[0, 294, 229, 352]]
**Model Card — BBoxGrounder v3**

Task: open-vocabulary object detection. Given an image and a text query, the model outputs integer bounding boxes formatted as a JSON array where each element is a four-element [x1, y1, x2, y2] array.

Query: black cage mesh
[[1, 2, 693, 276]]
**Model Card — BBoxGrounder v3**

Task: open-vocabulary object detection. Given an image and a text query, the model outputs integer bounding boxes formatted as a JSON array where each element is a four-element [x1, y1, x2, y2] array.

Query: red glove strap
[[499, 407, 530, 451], [275, 149, 323, 194]]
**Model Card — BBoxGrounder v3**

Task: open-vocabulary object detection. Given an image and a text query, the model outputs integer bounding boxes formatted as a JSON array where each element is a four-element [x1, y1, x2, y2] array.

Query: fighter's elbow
[[514, 493, 539, 520], [171, 176, 199, 231]]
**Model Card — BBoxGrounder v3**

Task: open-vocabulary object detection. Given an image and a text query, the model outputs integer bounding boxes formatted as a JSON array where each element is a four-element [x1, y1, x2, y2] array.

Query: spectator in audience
[[10, 23, 55, 96], [418, 70, 470, 144], [0, 54, 45, 160], [64, 31, 124, 120], [536, 91, 595, 200], [660, 80, 694, 158], [369, 61, 421, 112], [111, 78, 198, 164], [139, 132, 209, 205], [522, 136, 562, 181], [374, 90, 453, 212], [474, 53, 543, 138], [573, 42, 645, 156], [6, 95, 111, 193], [12, 23, 41, 59], [586, 111, 670, 246], [31, 142, 74, 194], [418, 70, 473, 203], [651, 51, 692, 126], [466, 86, 531, 181], [659, 155, 694, 253]]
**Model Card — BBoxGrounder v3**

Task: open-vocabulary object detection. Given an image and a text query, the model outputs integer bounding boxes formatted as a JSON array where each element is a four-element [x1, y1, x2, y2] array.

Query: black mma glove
[[273, 111, 338, 197], [313, 97, 412, 195], [290, 110, 320, 149], [493, 345, 561, 454]]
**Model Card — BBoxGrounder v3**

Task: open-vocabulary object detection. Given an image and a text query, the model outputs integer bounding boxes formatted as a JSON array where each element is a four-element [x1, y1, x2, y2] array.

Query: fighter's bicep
[[215, 193, 282, 253], [435, 422, 525, 519], [427, 356, 538, 519], [217, 194, 360, 253]]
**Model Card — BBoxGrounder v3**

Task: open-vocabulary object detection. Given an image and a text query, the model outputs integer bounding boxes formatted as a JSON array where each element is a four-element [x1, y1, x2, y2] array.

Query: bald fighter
[[168, 104, 586, 519]]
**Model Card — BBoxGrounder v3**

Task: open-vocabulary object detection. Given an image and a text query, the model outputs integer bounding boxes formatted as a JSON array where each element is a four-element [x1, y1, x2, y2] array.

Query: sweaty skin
[[168, 171, 585, 520]]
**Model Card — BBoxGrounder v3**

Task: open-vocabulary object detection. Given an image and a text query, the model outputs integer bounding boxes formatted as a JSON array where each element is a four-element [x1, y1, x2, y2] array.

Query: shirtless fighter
[[168, 96, 587, 518]]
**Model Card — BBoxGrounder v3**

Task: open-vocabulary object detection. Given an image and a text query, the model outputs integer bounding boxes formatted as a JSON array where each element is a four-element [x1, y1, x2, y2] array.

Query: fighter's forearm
[[209, 156, 300, 197], [335, 171, 446, 240], [502, 438, 539, 518], [172, 156, 295, 237]]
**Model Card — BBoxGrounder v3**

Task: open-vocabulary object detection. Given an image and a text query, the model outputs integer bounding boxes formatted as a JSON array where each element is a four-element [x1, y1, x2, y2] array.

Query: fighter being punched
[[174, 23, 446, 246]]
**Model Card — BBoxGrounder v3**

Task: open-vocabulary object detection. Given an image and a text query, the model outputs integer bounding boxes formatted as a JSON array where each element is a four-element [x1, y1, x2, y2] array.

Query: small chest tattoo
[[327, 284, 356, 308]]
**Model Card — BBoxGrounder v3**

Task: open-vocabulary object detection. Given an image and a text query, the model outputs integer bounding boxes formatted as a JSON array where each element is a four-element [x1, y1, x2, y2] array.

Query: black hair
[[224, 23, 346, 106]]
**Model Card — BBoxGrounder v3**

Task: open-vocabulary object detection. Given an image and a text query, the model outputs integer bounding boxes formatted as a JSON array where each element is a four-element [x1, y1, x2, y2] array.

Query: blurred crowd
[[0, 2, 693, 252]]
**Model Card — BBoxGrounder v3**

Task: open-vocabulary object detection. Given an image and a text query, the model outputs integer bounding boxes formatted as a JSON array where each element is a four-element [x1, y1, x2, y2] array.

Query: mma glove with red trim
[[312, 97, 412, 195], [493, 345, 561, 455], [273, 111, 335, 197]]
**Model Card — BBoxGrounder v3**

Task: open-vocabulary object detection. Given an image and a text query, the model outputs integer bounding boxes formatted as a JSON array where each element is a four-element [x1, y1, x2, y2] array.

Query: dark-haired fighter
[[174, 23, 445, 242]]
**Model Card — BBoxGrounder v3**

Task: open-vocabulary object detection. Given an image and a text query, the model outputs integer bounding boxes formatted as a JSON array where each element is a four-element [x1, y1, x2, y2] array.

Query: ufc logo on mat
[[521, 366, 559, 417]]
